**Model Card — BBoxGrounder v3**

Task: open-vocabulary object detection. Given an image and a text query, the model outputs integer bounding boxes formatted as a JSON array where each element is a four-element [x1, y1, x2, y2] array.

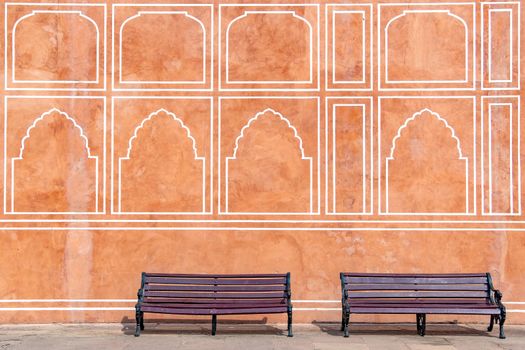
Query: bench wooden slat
[[344, 277, 488, 284], [143, 297, 287, 304], [143, 291, 287, 299], [346, 284, 487, 291], [342, 273, 487, 278], [145, 277, 287, 285], [145, 285, 287, 292], [141, 306, 288, 315], [145, 273, 287, 278], [347, 291, 488, 299], [349, 307, 501, 315], [349, 303, 496, 308], [142, 302, 286, 309]]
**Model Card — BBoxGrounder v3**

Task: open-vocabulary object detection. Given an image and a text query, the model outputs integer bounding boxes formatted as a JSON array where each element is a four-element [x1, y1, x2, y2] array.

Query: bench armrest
[[340, 273, 350, 312]]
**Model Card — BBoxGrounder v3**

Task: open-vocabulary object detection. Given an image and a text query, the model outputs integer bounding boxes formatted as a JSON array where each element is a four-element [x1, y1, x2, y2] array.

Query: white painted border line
[[1, 227, 525, 231], [5, 3, 106, 91]]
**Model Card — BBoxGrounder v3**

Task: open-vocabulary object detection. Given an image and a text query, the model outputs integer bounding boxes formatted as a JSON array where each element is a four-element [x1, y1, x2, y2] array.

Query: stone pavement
[[0, 322, 523, 349]]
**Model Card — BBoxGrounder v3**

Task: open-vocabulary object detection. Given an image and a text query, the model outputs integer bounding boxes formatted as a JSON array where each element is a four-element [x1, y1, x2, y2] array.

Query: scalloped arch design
[[225, 108, 313, 213], [386, 109, 468, 214], [11, 108, 98, 213], [118, 109, 205, 213]]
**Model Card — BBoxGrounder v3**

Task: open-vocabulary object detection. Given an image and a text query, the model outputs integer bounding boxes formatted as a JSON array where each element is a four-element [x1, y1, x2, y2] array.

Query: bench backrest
[[139, 273, 291, 305], [341, 273, 494, 303]]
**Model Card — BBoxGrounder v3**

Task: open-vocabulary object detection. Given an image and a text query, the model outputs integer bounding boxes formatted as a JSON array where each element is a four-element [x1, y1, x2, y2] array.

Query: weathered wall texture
[[1, 0, 524, 324]]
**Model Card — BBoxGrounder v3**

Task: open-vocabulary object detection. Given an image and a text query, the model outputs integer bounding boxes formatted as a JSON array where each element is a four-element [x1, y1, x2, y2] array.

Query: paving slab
[[0, 323, 523, 350]]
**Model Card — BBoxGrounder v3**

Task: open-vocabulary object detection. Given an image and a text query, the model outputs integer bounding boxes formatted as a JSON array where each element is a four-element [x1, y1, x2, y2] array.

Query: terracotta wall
[[1, 0, 524, 324]]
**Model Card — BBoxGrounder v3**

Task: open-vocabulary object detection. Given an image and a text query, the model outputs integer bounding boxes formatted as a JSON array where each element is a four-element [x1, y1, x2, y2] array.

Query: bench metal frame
[[135, 272, 293, 337], [340, 272, 506, 339]]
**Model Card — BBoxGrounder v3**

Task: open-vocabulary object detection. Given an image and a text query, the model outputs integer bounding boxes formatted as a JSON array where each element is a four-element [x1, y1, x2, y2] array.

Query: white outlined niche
[[220, 4, 319, 91], [378, 97, 476, 215], [378, 3, 475, 91], [219, 97, 320, 215], [326, 4, 372, 91], [326, 98, 373, 215], [4, 97, 106, 214], [481, 96, 521, 215], [5, 3, 106, 91], [112, 97, 213, 215], [481, 2, 520, 90], [112, 4, 213, 91]]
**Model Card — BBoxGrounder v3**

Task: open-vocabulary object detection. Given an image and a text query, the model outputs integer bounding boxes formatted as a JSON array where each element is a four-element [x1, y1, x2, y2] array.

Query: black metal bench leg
[[416, 314, 421, 335], [488, 315, 495, 332], [341, 312, 345, 331], [421, 314, 426, 336], [499, 310, 506, 339], [343, 313, 350, 338], [287, 310, 293, 337], [211, 314, 217, 336], [134, 307, 141, 337]]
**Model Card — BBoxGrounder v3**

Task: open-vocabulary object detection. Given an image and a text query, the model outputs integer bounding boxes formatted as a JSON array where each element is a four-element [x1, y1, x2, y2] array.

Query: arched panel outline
[[10, 108, 99, 214], [384, 10, 469, 84], [225, 10, 314, 84], [117, 108, 206, 214], [12, 10, 100, 84], [224, 107, 313, 214], [378, 3, 475, 91], [118, 11, 206, 84], [384, 108, 469, 215]]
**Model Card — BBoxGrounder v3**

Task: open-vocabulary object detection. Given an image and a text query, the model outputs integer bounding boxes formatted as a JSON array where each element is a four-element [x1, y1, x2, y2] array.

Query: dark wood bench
[[135, 272, 293, 337], [340, 273, 506, 339]]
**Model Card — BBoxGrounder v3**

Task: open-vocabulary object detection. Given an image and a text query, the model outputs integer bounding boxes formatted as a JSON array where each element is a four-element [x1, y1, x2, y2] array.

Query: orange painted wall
[[1, 0, 524, 324]]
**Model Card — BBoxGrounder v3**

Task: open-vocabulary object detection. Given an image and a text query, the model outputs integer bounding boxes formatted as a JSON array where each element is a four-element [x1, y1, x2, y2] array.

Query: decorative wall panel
[[1, 1, 525, 324]]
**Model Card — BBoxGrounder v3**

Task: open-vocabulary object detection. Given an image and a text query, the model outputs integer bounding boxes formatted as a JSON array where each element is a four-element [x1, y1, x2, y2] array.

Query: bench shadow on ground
[[120, 316, 286, 336], [312, 321, 497, 338]]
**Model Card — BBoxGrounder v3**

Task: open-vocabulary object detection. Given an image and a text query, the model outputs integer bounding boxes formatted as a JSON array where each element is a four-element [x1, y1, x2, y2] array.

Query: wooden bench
[[135, 272, 293, 337], [340, 273, 506, 339]]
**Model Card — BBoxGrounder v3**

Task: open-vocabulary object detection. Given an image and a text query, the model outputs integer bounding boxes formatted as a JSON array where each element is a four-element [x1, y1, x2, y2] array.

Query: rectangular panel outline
[[326, 4, 373, 91], [481, 96, 521, 216], [3, 96, 106, 214], [325, 97, 373, 215], [377, 96, 476, 216], [377, 2, 476, 91], [219, 4, 320, 92], [218, 96, 321, 215], [488, 9, 513, 83], [111, 96, 213, 215], [111, 3, 213, 92], [4, 2, 107, 91], [481, 2, 521, 90]]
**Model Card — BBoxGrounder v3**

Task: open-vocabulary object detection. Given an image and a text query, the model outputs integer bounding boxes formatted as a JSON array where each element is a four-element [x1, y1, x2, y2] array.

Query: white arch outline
[[384, 10, 469, 84], [11, 108, 99, 213], [226, 108, 313, 213], [118, 108, 206, 214], [225, 11, 313, 84], [119, 11, 206, 84], [12, 10, 100, 84], [385, 108, 468, 214]]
